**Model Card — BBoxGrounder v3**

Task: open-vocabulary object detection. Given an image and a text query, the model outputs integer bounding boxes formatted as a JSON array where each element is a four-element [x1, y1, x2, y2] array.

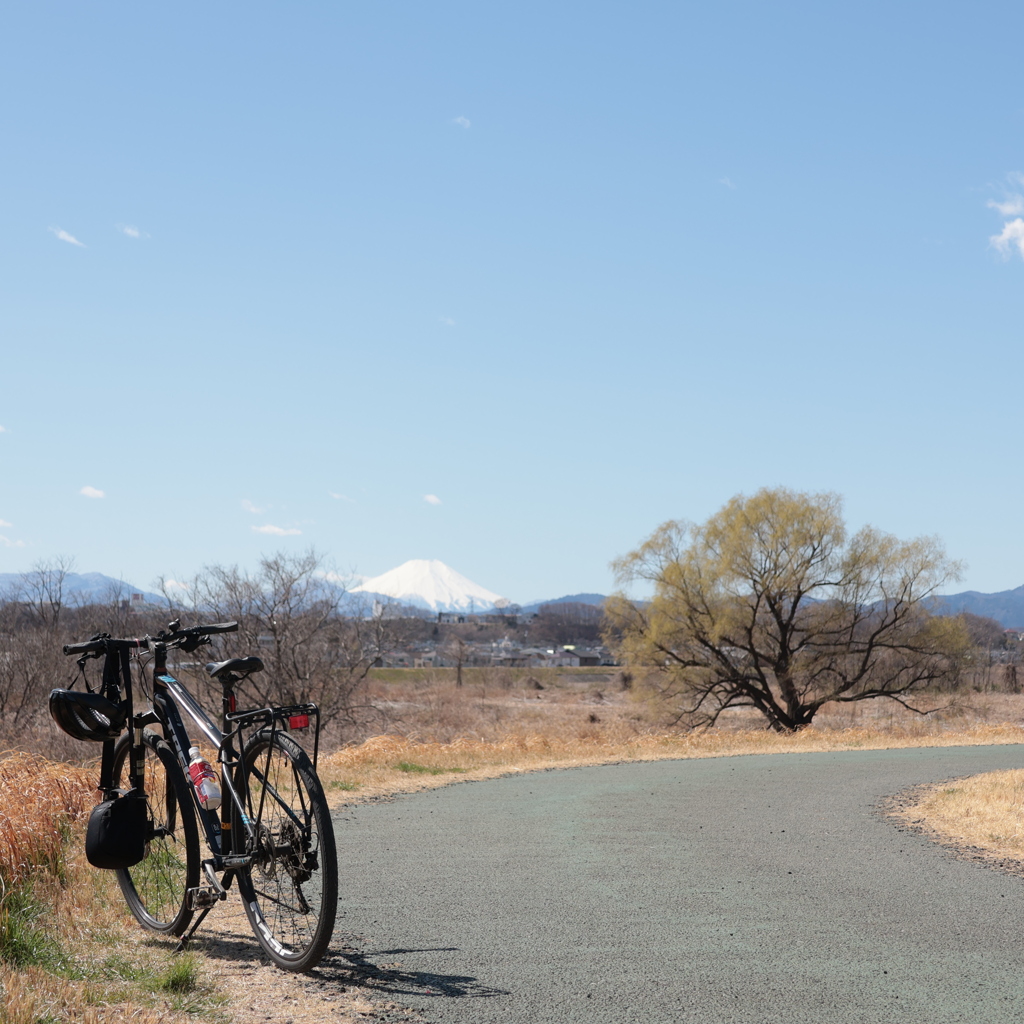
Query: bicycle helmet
[[48, 688, 127, 742]]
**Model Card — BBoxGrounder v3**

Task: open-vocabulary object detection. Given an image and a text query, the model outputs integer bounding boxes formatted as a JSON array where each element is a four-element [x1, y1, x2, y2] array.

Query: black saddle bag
[[85, 788, 147, 869]]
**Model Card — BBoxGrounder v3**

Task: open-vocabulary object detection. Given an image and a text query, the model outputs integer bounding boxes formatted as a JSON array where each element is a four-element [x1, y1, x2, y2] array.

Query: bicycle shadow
[[184, 923, 510, 1002], [326, 943, 511, 1000]]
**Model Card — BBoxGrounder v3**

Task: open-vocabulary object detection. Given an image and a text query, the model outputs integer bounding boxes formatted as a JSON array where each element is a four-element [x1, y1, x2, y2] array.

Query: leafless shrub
[[161, 550, 405, 735]]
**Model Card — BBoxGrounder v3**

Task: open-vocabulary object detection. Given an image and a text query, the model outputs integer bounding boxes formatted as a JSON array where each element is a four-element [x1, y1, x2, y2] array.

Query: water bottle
[[188, 746, 222, 811]]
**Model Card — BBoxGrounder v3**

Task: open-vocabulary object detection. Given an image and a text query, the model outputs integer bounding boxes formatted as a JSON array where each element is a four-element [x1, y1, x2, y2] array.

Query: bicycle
[[52, 619, 338, 972]]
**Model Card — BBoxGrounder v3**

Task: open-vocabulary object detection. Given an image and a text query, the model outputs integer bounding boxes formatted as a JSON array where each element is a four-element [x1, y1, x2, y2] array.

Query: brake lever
[[76, 649, 103, 670]]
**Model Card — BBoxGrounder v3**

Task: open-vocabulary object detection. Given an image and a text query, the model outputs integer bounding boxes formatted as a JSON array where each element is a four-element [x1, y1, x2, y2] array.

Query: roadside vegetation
[[0, 753, 224, 1023]]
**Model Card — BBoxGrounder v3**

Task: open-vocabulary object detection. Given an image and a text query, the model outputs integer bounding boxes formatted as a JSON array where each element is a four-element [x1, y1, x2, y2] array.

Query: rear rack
[[226, 703, 321, 767]]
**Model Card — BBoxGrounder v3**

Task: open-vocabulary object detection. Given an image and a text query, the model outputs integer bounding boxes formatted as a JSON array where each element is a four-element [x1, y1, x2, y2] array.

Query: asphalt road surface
[[332, 746, 1024, 1023]]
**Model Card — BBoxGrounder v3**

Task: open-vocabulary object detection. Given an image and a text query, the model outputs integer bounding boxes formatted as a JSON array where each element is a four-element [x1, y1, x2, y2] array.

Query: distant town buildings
[[377, 638, 616, 670]]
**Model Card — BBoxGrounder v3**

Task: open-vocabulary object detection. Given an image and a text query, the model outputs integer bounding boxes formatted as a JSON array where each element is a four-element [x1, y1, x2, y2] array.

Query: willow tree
[[606, 488, 968, 732]]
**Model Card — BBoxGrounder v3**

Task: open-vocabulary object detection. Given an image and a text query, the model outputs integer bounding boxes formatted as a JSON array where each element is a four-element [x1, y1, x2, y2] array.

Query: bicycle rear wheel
[[233, 729, 338, 971], [112, 731, 199, 936]]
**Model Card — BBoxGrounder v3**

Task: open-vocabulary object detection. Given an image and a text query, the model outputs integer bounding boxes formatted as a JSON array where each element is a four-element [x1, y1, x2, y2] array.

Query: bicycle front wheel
[[111, 731, 199, 936], [233, 729, 338, 971]]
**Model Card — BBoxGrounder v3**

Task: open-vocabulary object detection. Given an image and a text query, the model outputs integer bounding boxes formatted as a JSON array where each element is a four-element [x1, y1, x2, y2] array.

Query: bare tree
[[441, 633, 469, 687], [182, 550, 399, 728], [14, 556, 77, 633]]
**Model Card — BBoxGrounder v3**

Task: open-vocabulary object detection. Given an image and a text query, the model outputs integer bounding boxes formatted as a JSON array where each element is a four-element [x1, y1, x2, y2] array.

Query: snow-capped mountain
[[351, 559, 506, 613]]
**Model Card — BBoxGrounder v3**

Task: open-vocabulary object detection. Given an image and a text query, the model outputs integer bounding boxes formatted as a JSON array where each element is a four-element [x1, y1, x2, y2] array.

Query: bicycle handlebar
[[62, 620, 239, 656], [62, 637, 140, 655]]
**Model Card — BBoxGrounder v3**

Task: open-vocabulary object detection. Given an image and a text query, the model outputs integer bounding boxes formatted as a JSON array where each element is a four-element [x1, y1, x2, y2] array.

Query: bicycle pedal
[[188, 887, 226, 910]]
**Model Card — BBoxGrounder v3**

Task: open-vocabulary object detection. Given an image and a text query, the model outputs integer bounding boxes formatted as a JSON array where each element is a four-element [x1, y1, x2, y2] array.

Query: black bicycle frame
[[142, 641, 320, 869]]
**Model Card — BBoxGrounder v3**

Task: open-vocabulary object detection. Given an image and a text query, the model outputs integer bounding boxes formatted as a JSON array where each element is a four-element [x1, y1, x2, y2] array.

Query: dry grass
[[0, 752, 233, 1024], [315, 671, 1024, 802], [319, 721, 1024, 804], [0, 753, 95, 889], [894, 769, 1024, 865]]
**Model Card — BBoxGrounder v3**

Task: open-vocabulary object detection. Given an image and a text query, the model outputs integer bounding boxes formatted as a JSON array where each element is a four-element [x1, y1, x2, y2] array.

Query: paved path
[[331, 746, 1024, 1023]]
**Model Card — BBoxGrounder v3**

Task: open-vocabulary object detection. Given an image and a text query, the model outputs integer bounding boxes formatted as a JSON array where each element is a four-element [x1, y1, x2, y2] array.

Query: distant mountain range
[[6, 565, 1024, 628], [928, 586, 1024, 629], [520, 593, 608, 615], [0, 572, 165, 606]]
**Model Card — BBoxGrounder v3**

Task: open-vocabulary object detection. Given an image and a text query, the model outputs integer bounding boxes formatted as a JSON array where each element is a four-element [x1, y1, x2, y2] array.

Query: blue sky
[[2, 1, 1024, 602]]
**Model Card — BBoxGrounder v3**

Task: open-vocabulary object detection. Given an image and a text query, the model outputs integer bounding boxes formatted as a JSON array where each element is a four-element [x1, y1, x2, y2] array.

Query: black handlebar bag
[[85, 645, 147, 870]]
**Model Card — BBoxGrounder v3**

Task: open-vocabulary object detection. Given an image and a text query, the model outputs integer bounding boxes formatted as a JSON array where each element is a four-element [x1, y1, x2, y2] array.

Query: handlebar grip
[[62, 639, 107, 655], [196, 621, 238, 635]]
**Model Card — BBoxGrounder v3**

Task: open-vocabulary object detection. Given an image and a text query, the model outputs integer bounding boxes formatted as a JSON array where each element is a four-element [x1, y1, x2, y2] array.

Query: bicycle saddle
[[204, 656, 264, 679]]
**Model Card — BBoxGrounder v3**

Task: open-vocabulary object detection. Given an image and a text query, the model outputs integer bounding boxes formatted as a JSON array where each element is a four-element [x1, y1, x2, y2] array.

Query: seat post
[[220, 676, 237, 735]]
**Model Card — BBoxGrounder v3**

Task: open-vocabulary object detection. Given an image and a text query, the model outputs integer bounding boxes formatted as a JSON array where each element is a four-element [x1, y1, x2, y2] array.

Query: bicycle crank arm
[[182, 858, 231, 911]]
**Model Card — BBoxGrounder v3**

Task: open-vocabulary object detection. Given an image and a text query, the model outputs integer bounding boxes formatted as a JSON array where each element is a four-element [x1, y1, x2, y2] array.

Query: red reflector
[[289, 714, 310, 730]]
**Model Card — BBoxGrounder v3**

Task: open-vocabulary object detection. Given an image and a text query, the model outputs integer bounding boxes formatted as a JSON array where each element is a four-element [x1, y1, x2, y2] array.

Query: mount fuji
[[350, 559, 507, 613]]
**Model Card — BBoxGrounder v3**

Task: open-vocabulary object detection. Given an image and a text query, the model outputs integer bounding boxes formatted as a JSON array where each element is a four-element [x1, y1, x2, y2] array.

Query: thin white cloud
[[453, 116, 471, 129], [0, 425, 6, 432], [119, 224, 149, 239], [241, 498, 264, 514], [719, 177, 737, 189], [329, 492, 355, 503], [988, 197, 1024, 217], [80, 485, 105, 499], [162, 579, 192, 591], [991, 218, 1024, 259], [987, 174, 1024, 259], [0, 535, 25, 548], [0, 519, 12, 528], [252, 524, 302, 536], [424, 494, 442, 506], [49, 227, 86, 247], [439, 316, 456, 327]]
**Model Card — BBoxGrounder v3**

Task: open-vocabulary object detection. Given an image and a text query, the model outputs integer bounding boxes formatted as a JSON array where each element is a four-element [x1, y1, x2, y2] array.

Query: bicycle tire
[[111, 731, 200, 936], [233, 729, 338, 971]]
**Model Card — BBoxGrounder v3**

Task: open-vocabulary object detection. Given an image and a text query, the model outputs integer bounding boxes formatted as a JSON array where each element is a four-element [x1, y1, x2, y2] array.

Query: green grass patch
[[91, 949, 226, 1019], [329, 780, 360, 791], [395, 761, 467, 776], [156, 953, 200, 994], [0, 881, 72, 971]]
